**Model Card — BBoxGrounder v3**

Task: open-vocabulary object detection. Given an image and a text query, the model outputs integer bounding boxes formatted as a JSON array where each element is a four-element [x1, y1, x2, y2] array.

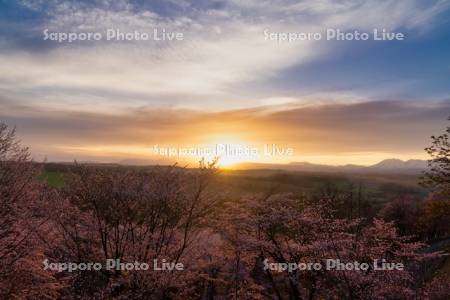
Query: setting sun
[[215, 155, 246, 168]]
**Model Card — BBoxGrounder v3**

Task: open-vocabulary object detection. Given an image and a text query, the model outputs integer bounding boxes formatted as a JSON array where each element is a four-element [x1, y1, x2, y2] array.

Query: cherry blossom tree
[[43, 162, 222, 298], [0, 122, 61, 299], [215, 193, 431, 299]]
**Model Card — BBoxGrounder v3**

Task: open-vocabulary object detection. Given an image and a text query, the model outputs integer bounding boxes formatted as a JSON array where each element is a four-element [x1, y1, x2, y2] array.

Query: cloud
[[0, 1, 449, 165], [1, 97, 448, 164], [1, 0, 448, 111], [256, 99, 450, 153]]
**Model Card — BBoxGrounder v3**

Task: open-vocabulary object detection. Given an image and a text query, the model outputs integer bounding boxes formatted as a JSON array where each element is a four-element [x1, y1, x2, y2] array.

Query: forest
[[0, 120, 449, 299]]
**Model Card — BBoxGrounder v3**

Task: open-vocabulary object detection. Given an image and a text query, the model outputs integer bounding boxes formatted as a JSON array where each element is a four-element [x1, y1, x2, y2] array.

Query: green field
[[39, 170, 65, 188]]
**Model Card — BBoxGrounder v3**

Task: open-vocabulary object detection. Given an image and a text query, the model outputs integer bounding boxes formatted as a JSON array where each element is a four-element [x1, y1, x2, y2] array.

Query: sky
[[0, 0, 449, 167]]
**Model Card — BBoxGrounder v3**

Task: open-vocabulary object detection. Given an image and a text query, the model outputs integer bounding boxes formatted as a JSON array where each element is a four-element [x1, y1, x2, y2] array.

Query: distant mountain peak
[[370, 159, 427, 169]]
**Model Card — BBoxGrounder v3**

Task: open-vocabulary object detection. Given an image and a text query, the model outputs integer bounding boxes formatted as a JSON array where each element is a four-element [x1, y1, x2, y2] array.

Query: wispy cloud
[[1, 0, 448, 111]]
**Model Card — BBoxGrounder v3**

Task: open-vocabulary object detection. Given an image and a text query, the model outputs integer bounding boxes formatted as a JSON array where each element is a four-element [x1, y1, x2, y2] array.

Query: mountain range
[[233, 159, 428, 174]]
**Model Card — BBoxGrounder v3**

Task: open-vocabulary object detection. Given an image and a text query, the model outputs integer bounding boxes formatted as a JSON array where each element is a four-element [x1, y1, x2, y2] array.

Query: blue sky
[[1, 0, 449, 108], [0, 0, 449, 164]]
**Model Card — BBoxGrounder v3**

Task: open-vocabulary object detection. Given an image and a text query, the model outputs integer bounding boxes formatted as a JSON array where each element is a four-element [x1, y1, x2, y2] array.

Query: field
[[40, 163, 427, 201]]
